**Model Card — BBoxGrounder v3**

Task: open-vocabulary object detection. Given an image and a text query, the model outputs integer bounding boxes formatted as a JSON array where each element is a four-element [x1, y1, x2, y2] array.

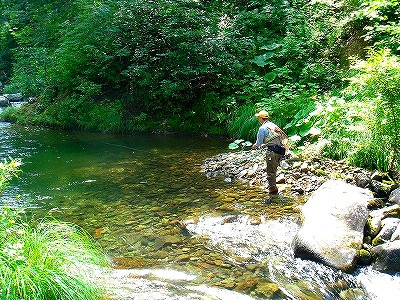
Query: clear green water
[[1, 122, 399, 299]]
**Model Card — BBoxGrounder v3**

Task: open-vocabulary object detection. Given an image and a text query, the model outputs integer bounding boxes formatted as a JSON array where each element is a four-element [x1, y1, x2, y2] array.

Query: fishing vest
[[262, 121, 282, 146]]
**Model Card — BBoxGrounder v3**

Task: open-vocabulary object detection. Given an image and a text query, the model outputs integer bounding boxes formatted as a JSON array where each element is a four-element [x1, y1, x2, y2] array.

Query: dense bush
[[0, 0, 399, 170], [0, 0, 344, 131]]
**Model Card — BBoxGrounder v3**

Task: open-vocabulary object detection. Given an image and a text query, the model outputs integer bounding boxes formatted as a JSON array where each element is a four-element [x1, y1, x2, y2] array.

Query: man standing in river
[[252, 110, 286, 194]]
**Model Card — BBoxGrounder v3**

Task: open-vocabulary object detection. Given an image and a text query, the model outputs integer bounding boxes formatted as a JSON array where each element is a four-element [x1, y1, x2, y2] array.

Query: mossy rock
[[357, 249, 372, 265], [372, 237, 383, 247], [253, 282, 285, 298], [364, 218, 380, 237], [314, 169, 328, 176]]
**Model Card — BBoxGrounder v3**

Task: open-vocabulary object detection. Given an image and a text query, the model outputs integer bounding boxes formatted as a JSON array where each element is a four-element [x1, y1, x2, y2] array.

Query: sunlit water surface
[[1, 122, 399, 299]]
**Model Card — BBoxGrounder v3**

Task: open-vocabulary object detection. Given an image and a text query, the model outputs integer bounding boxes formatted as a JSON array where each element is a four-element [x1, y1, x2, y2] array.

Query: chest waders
[[262, 121, 283, 192]]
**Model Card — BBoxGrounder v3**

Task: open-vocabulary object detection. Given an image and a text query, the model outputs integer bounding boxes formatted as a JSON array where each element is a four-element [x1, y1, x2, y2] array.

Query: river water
[[0, 121, 399, 299]]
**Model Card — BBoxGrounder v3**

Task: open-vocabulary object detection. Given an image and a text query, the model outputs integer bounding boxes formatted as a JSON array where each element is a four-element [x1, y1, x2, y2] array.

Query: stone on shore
[[389, 187, 400, 205], [371, 240, 400, 274], [0, 95, 10, 107], [293, 180, 373, 272], [4, 93, 23, 102]]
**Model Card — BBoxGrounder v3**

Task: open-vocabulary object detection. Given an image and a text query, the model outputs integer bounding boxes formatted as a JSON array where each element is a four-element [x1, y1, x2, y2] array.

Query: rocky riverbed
[[201, 149, 400, 276], [201, 149, 397, 198], [89, 149, 400, 300]]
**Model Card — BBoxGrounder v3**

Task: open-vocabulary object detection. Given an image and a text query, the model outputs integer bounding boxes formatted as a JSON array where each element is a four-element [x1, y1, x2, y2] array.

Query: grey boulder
[[293, 180, 373, 272]]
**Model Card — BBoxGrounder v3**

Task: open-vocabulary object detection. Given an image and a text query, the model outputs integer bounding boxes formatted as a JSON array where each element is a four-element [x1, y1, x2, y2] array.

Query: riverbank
[[201, 149, 398, 198]]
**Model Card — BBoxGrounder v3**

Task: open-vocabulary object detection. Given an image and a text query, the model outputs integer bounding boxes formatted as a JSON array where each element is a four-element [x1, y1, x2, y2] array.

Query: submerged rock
[[293, 180, 373, 272]]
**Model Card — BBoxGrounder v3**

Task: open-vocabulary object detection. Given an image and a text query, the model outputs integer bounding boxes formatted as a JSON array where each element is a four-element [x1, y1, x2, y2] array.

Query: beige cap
[[255, 110, 269, 118]]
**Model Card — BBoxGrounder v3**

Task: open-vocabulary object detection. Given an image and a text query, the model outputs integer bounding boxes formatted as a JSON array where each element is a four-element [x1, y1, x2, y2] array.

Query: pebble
[[202, 151, 374, 196]]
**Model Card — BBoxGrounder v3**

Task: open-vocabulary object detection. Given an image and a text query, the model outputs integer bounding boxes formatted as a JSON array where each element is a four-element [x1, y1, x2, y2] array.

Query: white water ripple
[[185, 214, 400, 299]]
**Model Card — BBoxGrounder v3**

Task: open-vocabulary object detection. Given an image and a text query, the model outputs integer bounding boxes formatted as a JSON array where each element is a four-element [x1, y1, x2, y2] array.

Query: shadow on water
[[1, 122, 399, 299]]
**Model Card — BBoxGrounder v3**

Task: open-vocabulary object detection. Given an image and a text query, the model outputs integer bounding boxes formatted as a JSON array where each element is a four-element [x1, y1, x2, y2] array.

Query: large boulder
[[293, 180, 373, 272], [371, 240, 400, 274]]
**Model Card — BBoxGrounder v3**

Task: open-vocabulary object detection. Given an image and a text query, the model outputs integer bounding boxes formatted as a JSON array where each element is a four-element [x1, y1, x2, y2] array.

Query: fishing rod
[[105, 142, 143, 152]]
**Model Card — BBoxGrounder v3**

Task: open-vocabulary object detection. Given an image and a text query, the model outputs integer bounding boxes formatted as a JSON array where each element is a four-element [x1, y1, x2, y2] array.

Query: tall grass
[[0, 208, 108, 300], [0, 106, 19, 123], [345, 49, 400, 171], [228, 104, 259, 141]]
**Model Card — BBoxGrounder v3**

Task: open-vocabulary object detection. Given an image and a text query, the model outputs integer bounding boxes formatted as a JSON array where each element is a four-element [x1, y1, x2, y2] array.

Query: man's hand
[[252, 144, 266, 149]]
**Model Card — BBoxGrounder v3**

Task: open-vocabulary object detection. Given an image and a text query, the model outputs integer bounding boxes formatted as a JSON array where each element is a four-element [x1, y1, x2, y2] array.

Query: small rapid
[[185, 215, 400, 299]]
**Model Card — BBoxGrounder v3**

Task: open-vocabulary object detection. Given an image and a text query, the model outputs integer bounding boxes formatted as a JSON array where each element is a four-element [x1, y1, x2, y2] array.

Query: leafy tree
[[351, 0, 400, 53], [1, 0, 399, 175], [2, 0, 78, 95]]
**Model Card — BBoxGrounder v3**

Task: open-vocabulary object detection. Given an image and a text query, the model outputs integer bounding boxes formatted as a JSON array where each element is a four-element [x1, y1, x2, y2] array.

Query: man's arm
[[252, 127, 269, 149]]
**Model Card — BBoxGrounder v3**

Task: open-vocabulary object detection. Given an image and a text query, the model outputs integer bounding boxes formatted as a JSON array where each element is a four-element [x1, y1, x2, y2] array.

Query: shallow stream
[[1, 122, 399, 299]]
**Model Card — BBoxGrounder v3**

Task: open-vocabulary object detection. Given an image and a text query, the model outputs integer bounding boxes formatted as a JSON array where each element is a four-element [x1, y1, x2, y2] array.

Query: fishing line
[[105, 142, 142, 152]]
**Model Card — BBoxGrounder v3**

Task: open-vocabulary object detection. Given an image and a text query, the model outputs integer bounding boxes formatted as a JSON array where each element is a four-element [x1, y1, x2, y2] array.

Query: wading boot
[[268, 186, 279, 194]]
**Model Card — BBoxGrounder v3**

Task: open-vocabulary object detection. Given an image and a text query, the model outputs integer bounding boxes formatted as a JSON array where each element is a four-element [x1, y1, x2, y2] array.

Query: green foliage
[[228, 139, 252, 150], [9, 95, 125, 133], [236, 0, 343, 108], [0, 159, 21, 192], [345, 49, 400, 171], [290, 94, 373, 162], [0, 0, 347, 135], [0, 22, 15, 83], [228, 104, 259, 141], [351, 0, 400, 53], [277, 49, 400, 171], [282, 97, 319, 142], [1, 0, 400, 173], [0, 207, 107, 300]]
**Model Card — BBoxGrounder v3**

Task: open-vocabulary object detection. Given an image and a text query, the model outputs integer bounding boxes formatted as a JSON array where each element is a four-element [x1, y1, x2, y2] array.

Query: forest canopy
[[0, 0, 399, 172]]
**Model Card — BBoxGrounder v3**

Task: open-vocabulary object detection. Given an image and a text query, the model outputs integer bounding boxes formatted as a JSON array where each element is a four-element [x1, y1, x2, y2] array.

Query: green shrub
[[0, 159, 21, 192], [280, 92, 369, 160], [278, 49, 399, 171]]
